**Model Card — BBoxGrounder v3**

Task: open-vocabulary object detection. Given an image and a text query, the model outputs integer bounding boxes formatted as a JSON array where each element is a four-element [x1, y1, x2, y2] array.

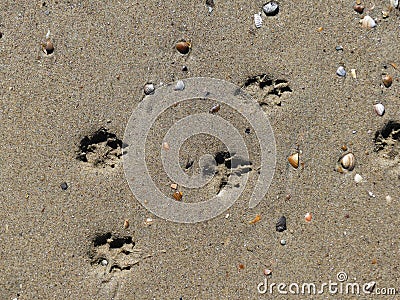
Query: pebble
[[60, 182, 68, 190], [100, 259, 108, 266], [280, 239, 286, 245], [368, 191, 376, 198], [336, 66, 346, 77], [176, 41, 191, 54]]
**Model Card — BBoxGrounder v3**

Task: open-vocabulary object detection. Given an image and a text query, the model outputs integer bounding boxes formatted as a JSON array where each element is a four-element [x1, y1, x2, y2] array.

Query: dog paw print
[[76, 128, 123, 169], [89, 232, 142, 274], [242, 74, 292, 107]]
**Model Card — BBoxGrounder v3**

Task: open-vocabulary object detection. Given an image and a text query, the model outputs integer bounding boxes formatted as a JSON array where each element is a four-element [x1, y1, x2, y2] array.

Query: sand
[[1, 1, 399, 299]]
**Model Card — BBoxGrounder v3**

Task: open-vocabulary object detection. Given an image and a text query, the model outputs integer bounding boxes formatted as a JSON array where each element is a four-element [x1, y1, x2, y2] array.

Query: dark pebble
[[60, 182, 68, 190], [276, 216, 287, 232]]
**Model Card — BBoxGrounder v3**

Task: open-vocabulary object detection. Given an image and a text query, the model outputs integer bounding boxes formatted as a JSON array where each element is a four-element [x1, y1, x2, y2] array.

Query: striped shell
[[254, 13, 262, 28], [374, 103, 385, 116], [337, 152, 355, 172]]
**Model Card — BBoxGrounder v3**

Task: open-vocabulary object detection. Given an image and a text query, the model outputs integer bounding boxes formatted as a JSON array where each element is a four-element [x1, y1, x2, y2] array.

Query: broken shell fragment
[[264, 269, 272, 276], [209, 104, 220, 114], [144, 83, 155, 95], [124, 219, 129, 229], [254, 13, 262, 28], [276, 216, 287, 232], [304, 212, 312, 222], [176, 41, 191, 54], [42, 40, 54, 55], [249, 214, 261, 224], [350, 69, 357, 79], [174, 80, 185, 91], [374, 103, 385, 116], [354, 173, 363, 183], [382, 74, 393, 88], [353, 4, 364, 13], [360, 15, 376, 28], [263, 1, 279, 16], [336, 152, 355, 173], [336, 66, 346, 77], [288, 152, 299, 169], [173, 191, 183, 201]]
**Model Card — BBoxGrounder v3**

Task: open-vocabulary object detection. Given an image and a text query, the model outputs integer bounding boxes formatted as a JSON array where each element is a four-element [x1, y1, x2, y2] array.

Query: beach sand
[[1, 1, 399, 299]]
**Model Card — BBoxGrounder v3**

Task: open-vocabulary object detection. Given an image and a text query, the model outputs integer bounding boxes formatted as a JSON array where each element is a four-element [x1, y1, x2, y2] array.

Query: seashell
[[254, 13, 262, 28], [144, 83, 155, 95], [263, 1, 279, 16], [124, 219, 129, 229], [249, 214, 261, 224], [304, 212, 312, 222], [288, 152, 299, 169], [174, 80, 185, 91], [336, 66, 346, 77], [337, 152, 355, 172], [173, 191, 183, 201], [350, 69, 357, 79], [382, 74, 393, 88], [42, 40, 54, 55], [144, 217, 153, 225], [276, 216, 287, 232], [176, 41, 191, 54], [374, 103, 385, 116], [264, 269, 272, 276], [209, 104, 220, 113], [353, 4, 364, 13], [354, 173, 363, 183], [360, 15, 376, 28]]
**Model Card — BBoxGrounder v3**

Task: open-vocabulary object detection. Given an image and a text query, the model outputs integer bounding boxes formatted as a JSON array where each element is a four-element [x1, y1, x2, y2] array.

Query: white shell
[[263, 1, 279, 16], [354, 173, 363, 183], [374, 103, 385, 116], [144, 83, 155, 95], [254, 13, 262, 28], [360, 15, 376, 28], [174, 80, 185, 91], [340, 153, 355, 171], [336, 66, 346, 77], [350, 69, 357, 79]]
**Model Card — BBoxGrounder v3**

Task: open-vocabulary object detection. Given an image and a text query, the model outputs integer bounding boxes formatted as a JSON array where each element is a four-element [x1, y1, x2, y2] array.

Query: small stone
[[182, 65, 188, 72], [276, 216, 287, 232], [60, 182, 68, 190], [335, 45, 343, 51], [263, 269, 272, 276], [170, 183, 178, 190], [280, 239, 286, 245], [100, 259, 108, 266], [336, 66, 346, 77], [368, 191, 376, 198]]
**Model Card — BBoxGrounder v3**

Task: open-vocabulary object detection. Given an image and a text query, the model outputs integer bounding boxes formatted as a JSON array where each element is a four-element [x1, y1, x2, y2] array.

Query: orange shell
[[288, 153, 299, 169]]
